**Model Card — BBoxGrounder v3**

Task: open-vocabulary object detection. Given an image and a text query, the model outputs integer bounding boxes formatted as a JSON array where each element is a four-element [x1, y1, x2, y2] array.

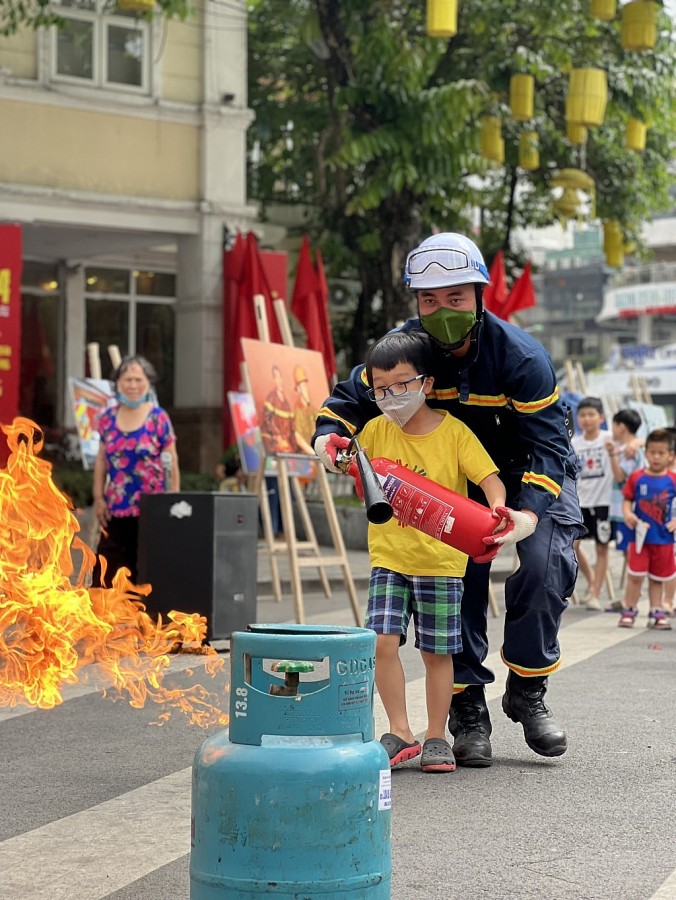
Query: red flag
[[223, 231, 245, 340], [502, 263, 537, 320], [291, 235, 325, 356], [482, 250, 507, 314], [315, 250, 337, 384], [222, 232, 282, 447]]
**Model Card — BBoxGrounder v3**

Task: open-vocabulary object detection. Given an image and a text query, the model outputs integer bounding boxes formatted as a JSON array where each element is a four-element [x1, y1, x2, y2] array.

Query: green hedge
[[51, 467, 93, 509]]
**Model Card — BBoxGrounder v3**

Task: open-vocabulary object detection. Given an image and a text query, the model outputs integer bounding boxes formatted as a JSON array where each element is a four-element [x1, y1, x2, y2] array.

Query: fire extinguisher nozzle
[[366, 501, 394, 525]]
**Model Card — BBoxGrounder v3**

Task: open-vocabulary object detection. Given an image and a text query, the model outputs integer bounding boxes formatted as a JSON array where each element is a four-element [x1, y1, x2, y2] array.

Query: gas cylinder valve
[[270, 659, 315, 696]]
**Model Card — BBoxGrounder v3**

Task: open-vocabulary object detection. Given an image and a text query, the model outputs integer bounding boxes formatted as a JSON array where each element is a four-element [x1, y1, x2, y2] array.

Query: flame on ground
[[0, 418, 227, 727]]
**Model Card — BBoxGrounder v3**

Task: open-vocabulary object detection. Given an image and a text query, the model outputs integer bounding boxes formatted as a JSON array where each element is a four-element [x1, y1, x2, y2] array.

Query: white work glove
[[485, 507, 537, 549], [314, 433, 351, 474]]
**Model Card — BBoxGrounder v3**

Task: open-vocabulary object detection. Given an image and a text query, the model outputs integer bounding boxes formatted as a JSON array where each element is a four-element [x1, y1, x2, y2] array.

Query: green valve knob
[[269, 659, 315, 696], [272, 660, 315, 674]]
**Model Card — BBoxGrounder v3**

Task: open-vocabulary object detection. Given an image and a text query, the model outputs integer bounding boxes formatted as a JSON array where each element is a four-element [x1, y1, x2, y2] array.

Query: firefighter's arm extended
[[312, 364, 379, 473]]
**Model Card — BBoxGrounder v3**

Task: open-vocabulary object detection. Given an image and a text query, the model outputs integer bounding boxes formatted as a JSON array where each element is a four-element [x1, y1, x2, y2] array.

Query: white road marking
[[650, 870, 676, 899], [2, 770, 191, 900]]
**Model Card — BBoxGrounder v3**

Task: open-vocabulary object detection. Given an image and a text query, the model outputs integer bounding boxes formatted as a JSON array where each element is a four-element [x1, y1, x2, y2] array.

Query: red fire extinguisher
[[336, 439, 513, 564]]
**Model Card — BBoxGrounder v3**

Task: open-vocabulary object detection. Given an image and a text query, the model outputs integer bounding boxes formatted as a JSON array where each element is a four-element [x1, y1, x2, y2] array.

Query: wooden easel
[[248, 294, 362, 626]]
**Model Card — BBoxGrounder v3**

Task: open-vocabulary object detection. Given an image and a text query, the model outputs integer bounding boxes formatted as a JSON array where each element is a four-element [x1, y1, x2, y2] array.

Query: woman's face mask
[[376, 382, 427, 427], [420, 307, 476, 347], [116, 392, 149, 409]]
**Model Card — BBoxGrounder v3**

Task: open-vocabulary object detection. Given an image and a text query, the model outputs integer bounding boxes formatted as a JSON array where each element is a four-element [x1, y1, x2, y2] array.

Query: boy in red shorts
[[618, 429, 676, 630]]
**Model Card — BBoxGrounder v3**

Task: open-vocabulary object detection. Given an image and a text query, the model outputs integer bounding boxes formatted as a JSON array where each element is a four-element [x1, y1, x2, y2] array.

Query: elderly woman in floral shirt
[[92, 355, 179, 587]]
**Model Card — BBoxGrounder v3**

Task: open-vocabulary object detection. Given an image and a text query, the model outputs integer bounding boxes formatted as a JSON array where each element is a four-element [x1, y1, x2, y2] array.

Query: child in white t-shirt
[[571, 397, 613, 610]]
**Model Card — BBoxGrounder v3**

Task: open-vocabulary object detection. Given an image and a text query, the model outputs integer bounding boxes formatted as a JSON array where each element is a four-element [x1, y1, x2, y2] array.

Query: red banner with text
[[0, 225, 23, 458]]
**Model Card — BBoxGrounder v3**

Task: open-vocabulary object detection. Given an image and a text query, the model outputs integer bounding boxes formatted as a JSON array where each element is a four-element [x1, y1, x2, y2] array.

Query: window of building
[[51, 0, 150, 94], [85, 268, 176, 407], [565, 337, 584, 357]]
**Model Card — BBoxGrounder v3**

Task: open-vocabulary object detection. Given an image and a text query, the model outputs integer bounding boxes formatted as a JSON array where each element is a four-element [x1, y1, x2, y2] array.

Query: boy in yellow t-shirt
[[357, 331, 507, 773]]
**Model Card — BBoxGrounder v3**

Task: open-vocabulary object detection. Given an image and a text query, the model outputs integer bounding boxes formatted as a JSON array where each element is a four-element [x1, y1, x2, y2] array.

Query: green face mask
[[420, 307, 477, 346]]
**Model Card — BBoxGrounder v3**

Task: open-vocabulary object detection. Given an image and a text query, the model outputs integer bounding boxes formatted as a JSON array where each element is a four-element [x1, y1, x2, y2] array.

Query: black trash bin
[[137, 492, 258, 640]]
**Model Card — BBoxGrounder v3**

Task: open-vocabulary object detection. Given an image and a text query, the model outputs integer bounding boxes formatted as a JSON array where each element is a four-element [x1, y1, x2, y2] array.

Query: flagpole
[[253, 293, 269, 342], [273, 298, 294, 346]]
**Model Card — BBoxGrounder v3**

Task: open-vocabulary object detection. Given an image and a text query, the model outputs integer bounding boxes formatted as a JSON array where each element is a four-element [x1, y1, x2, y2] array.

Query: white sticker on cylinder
[[378, 769, 392, 810]]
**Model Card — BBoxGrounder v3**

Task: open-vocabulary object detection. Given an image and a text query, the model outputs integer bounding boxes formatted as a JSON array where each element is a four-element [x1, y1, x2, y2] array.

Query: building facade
[[0, 0, 255, 471]]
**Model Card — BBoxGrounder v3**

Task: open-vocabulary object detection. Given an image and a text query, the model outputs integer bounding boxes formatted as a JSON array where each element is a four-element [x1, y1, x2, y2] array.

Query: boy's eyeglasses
[[366, 374, 426, 403]]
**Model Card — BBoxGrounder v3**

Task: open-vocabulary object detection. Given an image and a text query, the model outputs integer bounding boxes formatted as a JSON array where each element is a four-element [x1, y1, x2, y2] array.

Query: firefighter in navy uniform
[[313, 233, 585, 766]]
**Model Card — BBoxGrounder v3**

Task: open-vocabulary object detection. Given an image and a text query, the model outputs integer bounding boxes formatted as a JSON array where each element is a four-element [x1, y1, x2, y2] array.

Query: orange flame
[[0, 418, 228, 727]]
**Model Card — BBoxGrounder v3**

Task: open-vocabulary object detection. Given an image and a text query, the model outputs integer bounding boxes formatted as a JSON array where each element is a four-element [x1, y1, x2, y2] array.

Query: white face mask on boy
[[376, 383, 426, 427]]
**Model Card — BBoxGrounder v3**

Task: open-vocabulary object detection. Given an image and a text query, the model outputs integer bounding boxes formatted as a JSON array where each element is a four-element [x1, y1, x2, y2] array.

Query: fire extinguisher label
[[381, 473, 456, 541]]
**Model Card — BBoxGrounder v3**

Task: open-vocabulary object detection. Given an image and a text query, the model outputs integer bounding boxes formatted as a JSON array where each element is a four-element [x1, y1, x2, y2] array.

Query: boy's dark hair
[[577, 396, 604, 415], [646, 428, 675, 451], [612, 408, 642, 435], [365, 331, 432, 386]]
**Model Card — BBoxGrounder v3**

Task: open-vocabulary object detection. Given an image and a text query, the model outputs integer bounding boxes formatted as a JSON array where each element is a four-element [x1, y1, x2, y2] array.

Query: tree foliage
[[248, 0, 675, 367]]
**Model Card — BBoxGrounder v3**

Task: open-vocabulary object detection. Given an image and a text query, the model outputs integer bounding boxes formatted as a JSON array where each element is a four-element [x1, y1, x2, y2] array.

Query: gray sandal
[[420, 738, 456, 773]]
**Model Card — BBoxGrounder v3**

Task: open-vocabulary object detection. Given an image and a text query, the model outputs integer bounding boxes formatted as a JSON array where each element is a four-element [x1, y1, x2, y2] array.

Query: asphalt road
[[2, 544, 676, 900]]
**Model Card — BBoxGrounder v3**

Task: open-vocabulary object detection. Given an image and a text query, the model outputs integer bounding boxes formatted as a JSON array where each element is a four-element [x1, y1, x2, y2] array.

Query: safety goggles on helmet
[[404, 234, 490, 290]]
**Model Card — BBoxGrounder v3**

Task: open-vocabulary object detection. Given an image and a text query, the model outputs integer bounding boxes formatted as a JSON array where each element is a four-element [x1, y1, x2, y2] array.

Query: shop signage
[[596, 281, 676, 321]]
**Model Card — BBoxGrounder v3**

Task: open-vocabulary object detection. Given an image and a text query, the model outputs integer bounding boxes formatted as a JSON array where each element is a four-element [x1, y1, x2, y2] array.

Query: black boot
[[502, 672, 567, 757], [448, 684, 493, 767]]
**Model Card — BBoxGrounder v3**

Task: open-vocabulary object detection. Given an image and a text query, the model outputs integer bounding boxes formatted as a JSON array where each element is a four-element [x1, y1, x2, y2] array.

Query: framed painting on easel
[[241, 337, 328, 474]]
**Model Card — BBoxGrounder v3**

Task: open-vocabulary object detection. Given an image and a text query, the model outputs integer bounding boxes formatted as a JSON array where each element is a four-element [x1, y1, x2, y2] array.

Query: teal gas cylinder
[[190, 624, 391, 899]]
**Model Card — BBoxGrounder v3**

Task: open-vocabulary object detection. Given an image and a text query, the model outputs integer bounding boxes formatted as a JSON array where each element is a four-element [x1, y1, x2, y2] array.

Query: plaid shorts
[[365, 567, 463, 655]]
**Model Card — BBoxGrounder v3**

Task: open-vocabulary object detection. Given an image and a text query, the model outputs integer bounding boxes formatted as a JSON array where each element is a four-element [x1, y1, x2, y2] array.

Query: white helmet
[[404, 233, 490, 290]]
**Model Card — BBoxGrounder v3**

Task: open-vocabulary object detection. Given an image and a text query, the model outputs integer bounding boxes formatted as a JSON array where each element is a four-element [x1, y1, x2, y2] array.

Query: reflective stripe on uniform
[[317, 407, 358, 434], [430, 388, 508, 407], [512, 388, 559, 414], [522, 471, 562, 497], [500, 649, 562, 677]]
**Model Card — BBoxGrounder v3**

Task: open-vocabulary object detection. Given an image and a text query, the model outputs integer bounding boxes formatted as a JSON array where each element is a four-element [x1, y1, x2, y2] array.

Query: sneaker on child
[[618, 609, 637, 628], [647, 609, 672, 631]]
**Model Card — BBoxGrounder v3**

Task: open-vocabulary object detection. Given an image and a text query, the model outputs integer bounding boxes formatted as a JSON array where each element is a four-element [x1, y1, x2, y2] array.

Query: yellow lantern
[[554, 188, 580, 221], [626, 117, 647, 151], [519, 132, 539, 170], [551, 168, 595, 193], [510, 75, 534, 121], [590, 0, 617, 20], [551, 169, 596, 219], [427, 0, 458, 38], [621, 1, 657, 51], [565, 68, 608, 126], [116, 0, 155, 9], [566, 122, 588, 144], [480, 116, 504, 163], [603, 220, 624, 267]]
